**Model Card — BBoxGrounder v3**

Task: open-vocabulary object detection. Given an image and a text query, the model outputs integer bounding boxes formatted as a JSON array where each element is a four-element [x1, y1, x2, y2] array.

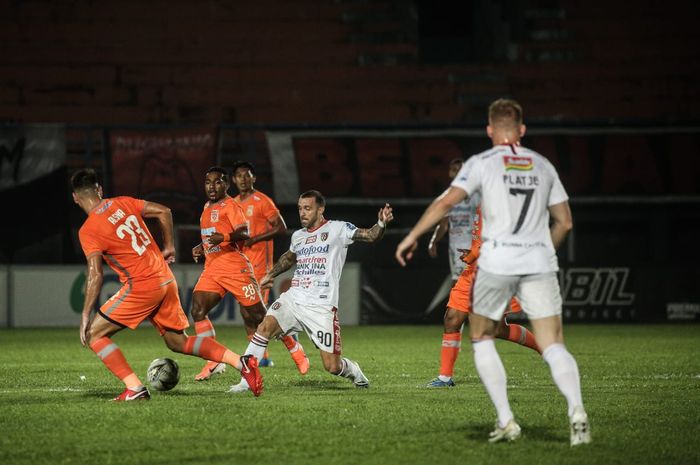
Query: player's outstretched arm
[[259, 250, 298, 289], [353, 203, 394, 243], [549, 200, 573, 249], [142, 200, 176, 262], [80, 254, 103, 347]]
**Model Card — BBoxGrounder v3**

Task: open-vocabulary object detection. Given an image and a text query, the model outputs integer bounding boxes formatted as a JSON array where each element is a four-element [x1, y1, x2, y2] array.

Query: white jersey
[[447, 191, 480, 278], [451, 144, 568, 275], [287, 219, 356, 307]]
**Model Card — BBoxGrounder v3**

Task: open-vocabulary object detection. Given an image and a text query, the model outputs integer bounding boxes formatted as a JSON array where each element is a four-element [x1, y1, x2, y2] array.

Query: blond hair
[[488, 98, 523, 129]]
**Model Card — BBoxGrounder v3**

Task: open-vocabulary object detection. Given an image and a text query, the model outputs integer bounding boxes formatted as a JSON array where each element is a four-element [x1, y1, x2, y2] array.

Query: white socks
[[542, 343, 583, 417], [337, 358, 359, 381], [473, 339, 513, 428]]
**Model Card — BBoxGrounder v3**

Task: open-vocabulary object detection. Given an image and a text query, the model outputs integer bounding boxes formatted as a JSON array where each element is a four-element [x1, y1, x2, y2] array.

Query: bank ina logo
[[503, 156, 533, 171]]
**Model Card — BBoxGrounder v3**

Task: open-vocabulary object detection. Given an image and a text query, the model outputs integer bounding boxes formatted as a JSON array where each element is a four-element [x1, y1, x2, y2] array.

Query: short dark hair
[[232, 160, 256, 176], [205, 166, 229, 180], [71, 169, 100, 192], [299, 190, 325, 207]]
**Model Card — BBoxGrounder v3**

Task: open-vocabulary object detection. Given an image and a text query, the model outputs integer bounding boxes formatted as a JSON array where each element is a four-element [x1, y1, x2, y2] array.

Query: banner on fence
[[109, 128, 217, 223], [0, 124, 66, 191], [266, 128, 700, 204], [6, 264, 360, 328]]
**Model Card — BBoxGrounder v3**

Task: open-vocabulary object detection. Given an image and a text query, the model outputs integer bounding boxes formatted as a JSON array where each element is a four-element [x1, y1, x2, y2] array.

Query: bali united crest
[[321, 232, 328, 241]]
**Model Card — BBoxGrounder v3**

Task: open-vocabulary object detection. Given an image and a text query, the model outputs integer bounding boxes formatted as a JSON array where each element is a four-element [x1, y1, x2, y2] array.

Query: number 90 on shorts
[[268, 292, 342, 355]]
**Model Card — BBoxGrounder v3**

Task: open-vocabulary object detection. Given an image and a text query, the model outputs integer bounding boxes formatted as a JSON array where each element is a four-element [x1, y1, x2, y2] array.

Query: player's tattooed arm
[[353, 223, 386, 243], [259, 250, 297, 289], [353, 203, 394, 243], [269, 250, 297, 277]]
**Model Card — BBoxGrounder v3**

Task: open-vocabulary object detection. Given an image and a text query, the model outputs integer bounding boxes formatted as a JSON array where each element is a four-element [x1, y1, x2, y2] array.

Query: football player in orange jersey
[[71, 169, 262, 400], [190, 166, 308, 381], [230, 160, 308, 369]]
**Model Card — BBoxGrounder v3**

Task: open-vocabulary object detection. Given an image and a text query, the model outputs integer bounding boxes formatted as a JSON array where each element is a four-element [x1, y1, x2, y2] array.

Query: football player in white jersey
[[228, 190, 393, 393], [427, 158, 473, 282], [396, 99, 590, 446], [425, 159, 540, 389]]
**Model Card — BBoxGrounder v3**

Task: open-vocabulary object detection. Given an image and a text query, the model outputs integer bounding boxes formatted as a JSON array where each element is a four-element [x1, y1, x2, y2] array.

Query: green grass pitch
[[1, 325, 699, 465]]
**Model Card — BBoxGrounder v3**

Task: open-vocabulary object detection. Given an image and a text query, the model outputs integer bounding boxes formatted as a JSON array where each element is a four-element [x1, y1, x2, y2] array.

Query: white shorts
[[471, 269, 562, 321], [267, 292, 342, 354]]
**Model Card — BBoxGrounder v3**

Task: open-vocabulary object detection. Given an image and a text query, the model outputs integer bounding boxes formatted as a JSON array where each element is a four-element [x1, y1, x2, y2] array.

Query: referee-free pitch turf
[[1, 325, 698, 465]]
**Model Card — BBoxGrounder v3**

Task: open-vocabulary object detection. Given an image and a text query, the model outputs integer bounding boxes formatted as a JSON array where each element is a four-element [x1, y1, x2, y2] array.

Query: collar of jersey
[[306, 219, 328, 233], [207, 195, 231, 208]]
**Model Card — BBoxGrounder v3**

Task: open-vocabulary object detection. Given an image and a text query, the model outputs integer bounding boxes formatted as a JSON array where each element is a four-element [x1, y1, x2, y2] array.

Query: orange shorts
[[194, 265, 261, 306], [99, 280, 189, 335], [447, 265, 522, 314]]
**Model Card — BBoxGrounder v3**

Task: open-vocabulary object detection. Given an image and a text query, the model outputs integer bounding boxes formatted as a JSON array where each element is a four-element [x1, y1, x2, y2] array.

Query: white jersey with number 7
[[450, 144, 569, 275]]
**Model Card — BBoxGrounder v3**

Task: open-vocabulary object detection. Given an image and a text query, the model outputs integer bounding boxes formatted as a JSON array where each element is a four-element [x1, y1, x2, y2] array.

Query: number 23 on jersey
[[116, 214, 151, 255]]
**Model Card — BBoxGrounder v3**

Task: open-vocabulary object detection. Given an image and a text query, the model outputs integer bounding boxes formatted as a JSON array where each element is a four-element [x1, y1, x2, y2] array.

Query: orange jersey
[[200, 196, 249, 271], [233, 190, 280, 275], [78, 196, 173, 290], [462, 205, 483, 265]]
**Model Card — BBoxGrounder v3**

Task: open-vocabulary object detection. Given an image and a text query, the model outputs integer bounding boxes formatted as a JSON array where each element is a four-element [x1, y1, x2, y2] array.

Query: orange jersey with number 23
[[78, 196, 174, 290]]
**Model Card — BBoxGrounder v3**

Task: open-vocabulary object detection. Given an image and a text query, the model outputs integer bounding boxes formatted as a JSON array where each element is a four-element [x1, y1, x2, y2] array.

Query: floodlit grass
[[1, 325, 699, 465]]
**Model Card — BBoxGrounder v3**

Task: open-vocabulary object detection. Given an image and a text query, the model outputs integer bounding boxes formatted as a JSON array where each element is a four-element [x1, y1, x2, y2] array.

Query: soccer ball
[[147, 358, 180, 391]]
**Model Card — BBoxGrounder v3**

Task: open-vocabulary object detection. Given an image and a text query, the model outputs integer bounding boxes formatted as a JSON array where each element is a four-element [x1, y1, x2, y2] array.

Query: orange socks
[[183, 335, 226, 362], [194, 318, 216, 338], [90, 337, 141, 388], [439, 332, 462, 378], [503, 323, 541, 354]]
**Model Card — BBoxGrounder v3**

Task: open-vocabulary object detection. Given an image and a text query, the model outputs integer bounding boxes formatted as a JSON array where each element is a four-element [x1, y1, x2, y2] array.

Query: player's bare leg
[[85, 313, 150, 401], [469, 313, 520, 441], [190, 290, 227, 380], [163, 330, 263, 397], [321, 351, 369, 388], [529, 315, 590, 445]]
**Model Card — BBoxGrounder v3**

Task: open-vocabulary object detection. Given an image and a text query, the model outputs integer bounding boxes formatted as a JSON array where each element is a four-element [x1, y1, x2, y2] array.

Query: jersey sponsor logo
[[305, 235, 317, 244], [211, 210, 219, 222], [321, 232, 328, 241], [503, 156, 533, 171], [296, 256, 327, 275], [96, 200, 113, 214], [296, 244, 330, 256], [246, 205, 254, 216], [345, 222, 357, 231], [315, 281, 329, 287]]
